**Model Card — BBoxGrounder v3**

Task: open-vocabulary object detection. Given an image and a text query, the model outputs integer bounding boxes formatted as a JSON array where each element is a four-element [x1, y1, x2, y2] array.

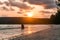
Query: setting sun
[[27, 12, 33, 17]]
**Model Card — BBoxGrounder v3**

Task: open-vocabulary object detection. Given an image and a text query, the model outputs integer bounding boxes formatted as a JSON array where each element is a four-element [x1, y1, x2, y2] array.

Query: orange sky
[[0, 0, 57, 18]]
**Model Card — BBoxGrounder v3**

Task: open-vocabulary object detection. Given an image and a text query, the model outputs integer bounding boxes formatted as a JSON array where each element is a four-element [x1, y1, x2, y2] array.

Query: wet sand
[[0, 25, 51, 40], [10, 25, 60, 40]]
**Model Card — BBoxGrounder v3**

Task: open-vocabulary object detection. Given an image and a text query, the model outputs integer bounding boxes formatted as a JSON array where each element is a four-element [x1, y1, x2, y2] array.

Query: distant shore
[[0, 17, 50, 24]]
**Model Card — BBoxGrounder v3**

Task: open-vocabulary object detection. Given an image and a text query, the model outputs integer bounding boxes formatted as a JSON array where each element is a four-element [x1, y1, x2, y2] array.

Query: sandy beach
[[9, 25, 60, 40], [0, 25, 60, 40]]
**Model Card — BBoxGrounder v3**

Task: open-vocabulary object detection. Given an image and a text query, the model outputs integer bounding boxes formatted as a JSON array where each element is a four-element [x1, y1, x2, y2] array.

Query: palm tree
[[50, 0, 60, 24]]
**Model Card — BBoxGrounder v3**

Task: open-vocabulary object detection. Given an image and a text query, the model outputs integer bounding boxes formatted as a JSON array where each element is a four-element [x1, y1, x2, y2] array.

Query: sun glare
[[27, 12, 33, 17]]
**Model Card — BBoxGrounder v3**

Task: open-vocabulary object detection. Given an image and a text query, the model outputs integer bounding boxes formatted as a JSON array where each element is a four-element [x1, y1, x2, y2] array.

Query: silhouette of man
[[21, 24, 24, 30]]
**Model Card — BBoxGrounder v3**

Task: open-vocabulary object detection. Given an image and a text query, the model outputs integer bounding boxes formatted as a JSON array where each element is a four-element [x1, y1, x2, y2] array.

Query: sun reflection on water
[[27, 26, 33, 34]]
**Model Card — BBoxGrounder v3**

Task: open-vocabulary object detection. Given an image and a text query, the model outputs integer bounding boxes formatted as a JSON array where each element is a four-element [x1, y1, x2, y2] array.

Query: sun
[[27, 13, 33, 17], [26, 12, 33, 17]]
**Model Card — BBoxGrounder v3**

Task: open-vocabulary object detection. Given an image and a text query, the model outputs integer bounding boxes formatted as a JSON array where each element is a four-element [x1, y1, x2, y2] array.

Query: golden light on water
[[28, 30, 32, 34], [27, 26, 32, 34]]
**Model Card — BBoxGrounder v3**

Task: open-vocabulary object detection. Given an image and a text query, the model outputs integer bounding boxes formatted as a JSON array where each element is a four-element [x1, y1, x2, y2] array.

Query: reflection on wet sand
[[27, 26, 33, 34], [21, 26, 34, 35], [13, 25, 60, 40], [21, 25, 51, 35], [0, 24, 51, 40]]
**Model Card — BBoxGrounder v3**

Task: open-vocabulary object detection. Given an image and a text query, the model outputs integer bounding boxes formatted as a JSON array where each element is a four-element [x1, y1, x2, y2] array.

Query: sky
[[0, 0, 57, 18]]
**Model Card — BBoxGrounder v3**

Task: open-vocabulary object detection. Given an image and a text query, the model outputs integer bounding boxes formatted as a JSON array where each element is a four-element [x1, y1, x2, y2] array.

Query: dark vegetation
[[50, 1, 60, 24], [50, 10, 60, 24]]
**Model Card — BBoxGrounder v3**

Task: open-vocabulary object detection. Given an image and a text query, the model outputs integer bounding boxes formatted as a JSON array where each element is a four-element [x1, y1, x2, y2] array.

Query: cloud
[[28, 0, 57, 9], [8, 0, 31, 10], [0, 0, 57, 18], [0, 0, 57, 10], [0, 0, 32, 10], [4, 1, 9, 6], [0, 1, 3, 5]]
